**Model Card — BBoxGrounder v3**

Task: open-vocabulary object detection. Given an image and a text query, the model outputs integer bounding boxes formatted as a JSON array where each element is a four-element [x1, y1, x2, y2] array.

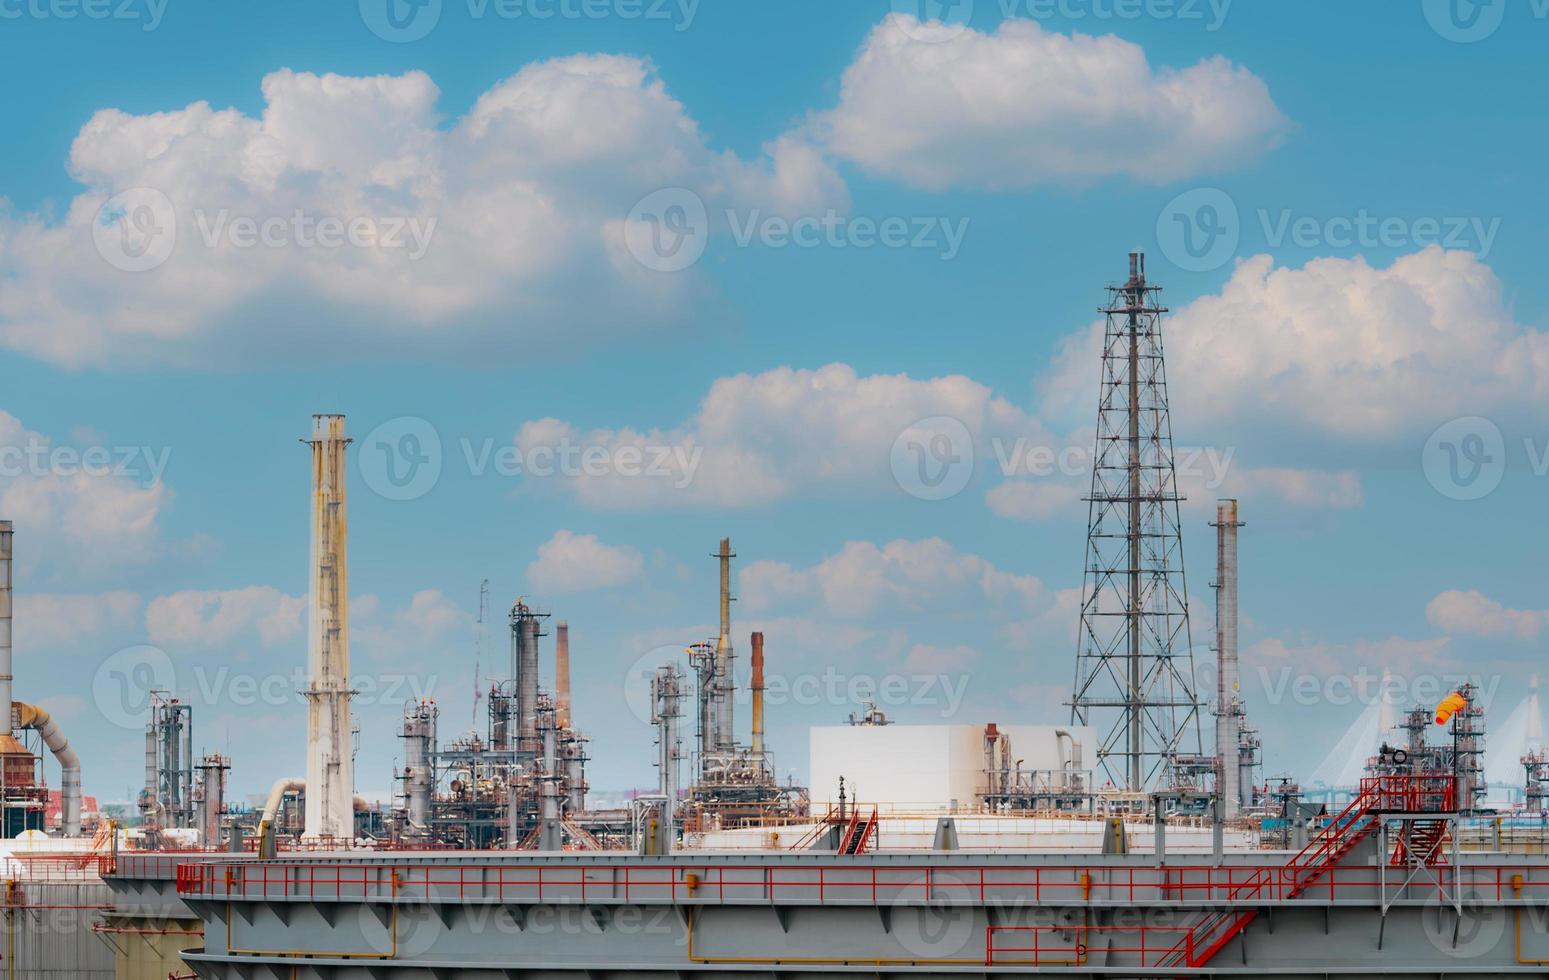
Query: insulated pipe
[[555, 622, 571, 730], [14, 703, 80, 836], [261, 777, 306, 829], [0, 522, 12, 735], [750, 631, 765, 758]]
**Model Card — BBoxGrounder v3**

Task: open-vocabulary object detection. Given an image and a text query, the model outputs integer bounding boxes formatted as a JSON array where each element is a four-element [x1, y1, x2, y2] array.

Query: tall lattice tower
[[1068, 252, 1202, 791]]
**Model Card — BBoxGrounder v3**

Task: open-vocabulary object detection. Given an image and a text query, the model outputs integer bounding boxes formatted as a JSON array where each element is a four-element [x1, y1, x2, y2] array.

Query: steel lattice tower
[[1069, 252, 1202, 791]]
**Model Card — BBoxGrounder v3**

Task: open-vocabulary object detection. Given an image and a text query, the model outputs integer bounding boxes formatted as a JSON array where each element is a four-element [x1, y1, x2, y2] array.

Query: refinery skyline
[[1, 2, 1547, 805]]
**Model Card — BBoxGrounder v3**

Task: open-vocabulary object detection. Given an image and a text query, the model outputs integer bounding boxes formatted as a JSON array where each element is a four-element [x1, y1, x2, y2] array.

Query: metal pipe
[[261, 777, 305, 829], [13, 703, 79, 836], [0, 522, 11, 736], [555, 622, 571, 730], [303, 414, 354, 840], [1213, 499, 1244, 818], [750, 631, 765, 759]]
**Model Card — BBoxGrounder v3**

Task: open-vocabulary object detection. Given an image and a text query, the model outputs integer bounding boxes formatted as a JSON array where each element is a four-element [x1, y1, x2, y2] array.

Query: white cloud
[[0, 410, 171, 574], [527, 530, 644, 593], [352, 589, 469, 668], [815, 15, 1288, 190], [1043, 248, 1549, 438], [0, 59, 844, 368], [519, 362, 1049, 509], [12, 591, 141, 650], [903, 643, 979, 673], [985, 481, 1083, 521], [1427, 589, 1548, 641], [144, 586, 304, 649], [740, 538, 1044, 619]]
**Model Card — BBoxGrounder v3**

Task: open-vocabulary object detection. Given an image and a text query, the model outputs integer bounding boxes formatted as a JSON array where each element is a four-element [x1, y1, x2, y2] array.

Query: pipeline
[[260, 778, 370, 834], [13, 703, 79, 836]]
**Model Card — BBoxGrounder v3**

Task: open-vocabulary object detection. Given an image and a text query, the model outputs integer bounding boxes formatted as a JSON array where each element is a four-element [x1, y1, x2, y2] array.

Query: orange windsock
[[1435, 691, 1467, 726]]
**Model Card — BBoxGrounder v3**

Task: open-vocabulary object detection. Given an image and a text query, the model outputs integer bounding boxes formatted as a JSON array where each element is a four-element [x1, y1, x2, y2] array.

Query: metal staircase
[[1160, 775, 1455, 969], [838, 806, 878, 855]]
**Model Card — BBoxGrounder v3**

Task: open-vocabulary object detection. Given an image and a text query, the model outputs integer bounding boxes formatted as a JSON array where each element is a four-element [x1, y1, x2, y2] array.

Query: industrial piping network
[[0, 520, 82, 837]]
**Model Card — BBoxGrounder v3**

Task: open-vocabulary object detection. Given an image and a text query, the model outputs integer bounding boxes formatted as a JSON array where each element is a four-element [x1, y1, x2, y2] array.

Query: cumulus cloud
[[740, 537, 1044, 620], [12, 591, 141, 650], [814, 15, 1288, 190], [145, 586, 305, 649], [1427, 589, 1548, 641], [527, 530, 644, 593], [0, 58, 844, 367], [352, 589, 469, 668], [519, 362, 1050, 509], [1042, 248, 1549, 438], [0, 410, 171, 575]]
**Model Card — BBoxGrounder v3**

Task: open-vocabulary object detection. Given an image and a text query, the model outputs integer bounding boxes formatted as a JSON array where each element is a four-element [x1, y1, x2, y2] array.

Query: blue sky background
[[2, 0, 1548, 807]]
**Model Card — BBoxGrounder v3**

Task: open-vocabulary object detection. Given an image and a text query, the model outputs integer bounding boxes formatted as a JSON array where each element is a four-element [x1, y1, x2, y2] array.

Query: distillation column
[[713, 539, 735, 752], [304, 414, 355, 840], [750, 631, 766, 762], [402, 701, 437, 837], [1213, 499, 1245, 817]]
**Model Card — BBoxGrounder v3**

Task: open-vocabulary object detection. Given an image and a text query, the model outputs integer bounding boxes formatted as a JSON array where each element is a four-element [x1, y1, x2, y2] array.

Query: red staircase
[[838, 806, 878, 854], [1159, 775, 1455, 969]]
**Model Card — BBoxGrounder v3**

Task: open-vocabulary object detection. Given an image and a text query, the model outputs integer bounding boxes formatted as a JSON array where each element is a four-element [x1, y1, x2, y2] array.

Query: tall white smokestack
[[1212, 500, 1244, 817], [304, 415, 354, 840]]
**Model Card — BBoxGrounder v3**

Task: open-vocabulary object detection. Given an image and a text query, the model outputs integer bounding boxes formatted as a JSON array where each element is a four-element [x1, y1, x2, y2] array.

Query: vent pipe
[[750, 631, 765, 759], [555, 622, 571, 729], [303, 414, 354, 840]]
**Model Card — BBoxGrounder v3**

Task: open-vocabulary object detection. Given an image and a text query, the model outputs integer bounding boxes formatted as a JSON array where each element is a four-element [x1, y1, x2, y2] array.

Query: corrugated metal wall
[[3, 881, 114, 979]]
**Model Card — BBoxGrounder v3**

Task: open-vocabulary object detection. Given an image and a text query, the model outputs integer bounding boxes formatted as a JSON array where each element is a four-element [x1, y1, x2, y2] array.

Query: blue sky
[[2, 0, 1548, 806]]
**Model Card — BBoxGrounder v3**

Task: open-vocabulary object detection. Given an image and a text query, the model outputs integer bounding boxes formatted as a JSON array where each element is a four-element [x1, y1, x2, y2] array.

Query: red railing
[[987, 924, 1197, 967], [173, 859, 1548, 906]]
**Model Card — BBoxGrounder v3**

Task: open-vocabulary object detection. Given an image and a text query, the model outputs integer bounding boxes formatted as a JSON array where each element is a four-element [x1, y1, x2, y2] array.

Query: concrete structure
[[1214, 498, 1247, 817], [810, 724, 1094, 810], [303, 414, 354, 840]]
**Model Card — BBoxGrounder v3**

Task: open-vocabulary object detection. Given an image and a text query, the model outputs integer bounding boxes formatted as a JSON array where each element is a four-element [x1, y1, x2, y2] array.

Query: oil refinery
[[0, 254, 1546, 977]]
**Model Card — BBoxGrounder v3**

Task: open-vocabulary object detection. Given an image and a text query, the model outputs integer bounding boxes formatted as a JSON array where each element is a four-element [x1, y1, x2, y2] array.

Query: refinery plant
[[0, 254, 1547, 977]]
